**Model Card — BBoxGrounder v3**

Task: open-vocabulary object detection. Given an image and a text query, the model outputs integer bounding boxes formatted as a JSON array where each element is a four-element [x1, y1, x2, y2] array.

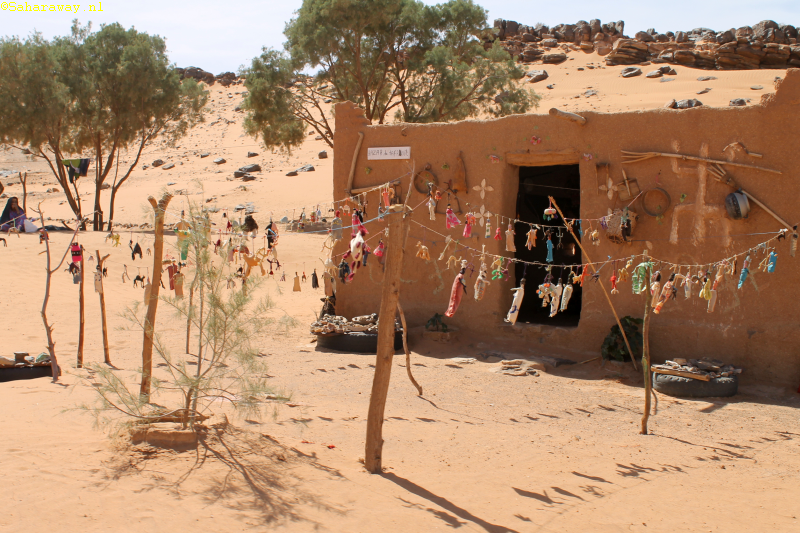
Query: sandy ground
[[1, 53, 798, 533]]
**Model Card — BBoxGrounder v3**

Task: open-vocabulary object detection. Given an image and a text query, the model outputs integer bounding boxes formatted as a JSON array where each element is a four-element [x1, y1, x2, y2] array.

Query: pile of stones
[[310, 314, 402, 336], [652, 357, 743, 380]]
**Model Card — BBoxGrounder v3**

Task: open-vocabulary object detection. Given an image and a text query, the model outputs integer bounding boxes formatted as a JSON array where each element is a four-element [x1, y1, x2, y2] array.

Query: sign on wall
[[367, 146, 411, 160]]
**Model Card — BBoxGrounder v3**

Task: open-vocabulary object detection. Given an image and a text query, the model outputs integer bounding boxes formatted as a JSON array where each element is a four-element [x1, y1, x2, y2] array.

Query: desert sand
[[1, 52, 798, 533]]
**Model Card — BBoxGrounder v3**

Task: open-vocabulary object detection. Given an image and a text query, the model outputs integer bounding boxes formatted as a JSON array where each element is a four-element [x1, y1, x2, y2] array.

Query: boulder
[[505, 20, 519, 37], [621, 66, 642, 77], [675, 31, 688, 43], [295, 164, 315, 173], [233, 170, 246, 178], [526, 69, 549, 83], [615, 21, 625, 35], [162, 163, 175, 170], [542, 53, 567, 64], [285, 171, 298, 177], [319, 150, 328, 159], [241, 174, 257, 182], [213, 158, 226, 164], [541, 38, 558, 48], [646, 69, 663, 78], [200, 153, 210, 158], [665, 99, 677, 109], [152, 159, 164, 167], [238, 164, 261, 173], [635, 31, 654, 42], [177, 66, 215, 86], [655, 34, 669, 43], [675, 98, 703, 109], [247, 151, 258, 158], [522, 33, 537, 43], [729, 98, 747, 106]]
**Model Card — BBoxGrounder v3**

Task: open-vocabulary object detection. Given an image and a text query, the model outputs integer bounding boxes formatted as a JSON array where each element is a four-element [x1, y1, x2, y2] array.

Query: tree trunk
[[96, 251, 111, 364], [365, 206, 410, 474], [77, 247, 85, 368], [108, 186, 119, 233], [140, 193, 173, 399], [21, 172, 28, 212], [640, 260, 653, 435]]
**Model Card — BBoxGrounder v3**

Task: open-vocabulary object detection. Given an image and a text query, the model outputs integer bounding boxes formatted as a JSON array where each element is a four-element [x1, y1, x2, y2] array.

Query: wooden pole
[[640, 252, 653, 435], [77, 245, 85, 368], [345, 131, 365, 195], [95, 250, 111, 365], [140, 193, 172, 399], [397, 301, 422, 396], [621, 151, 781, 174], [548, 197, 638, 370], [365, 205, 411, 473], [549, 107, 587, 125]]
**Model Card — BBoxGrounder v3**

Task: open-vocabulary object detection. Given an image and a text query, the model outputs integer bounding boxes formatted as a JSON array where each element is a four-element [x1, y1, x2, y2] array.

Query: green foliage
[[0, 21, 207, 230], [601, 316, 643, 362], [81, 200, 291, 430], [242, 0, 538, 150]]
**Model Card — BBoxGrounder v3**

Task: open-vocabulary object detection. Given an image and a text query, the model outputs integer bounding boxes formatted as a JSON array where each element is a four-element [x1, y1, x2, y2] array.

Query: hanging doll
[[653, 273, 677, 314], [494, 226, 502, 241], [698, 270, 712, 300], [416, 241, 431, 261], [526, 226, 537, 250], [71, 242, 82, 264], [444, 264, 467, 318], [474, 266, 490, 301], [767, 250, 777, 273], [427, 195, 437, 221], [545, 232, 554, 263], [174, 271, 185, 299], [485, 215, 492, 240], [293, 273, 301, 292], [463, 211, 475, 238], [549, 280, 563, 317], [445, 204, 460, 229], [504, 278, 526, 324], [707, 267, 725, 313], [610, 272, 619, 294], [560, 279, 574, 311], [311, 269, 320, 289], [130, 241, 143, 261], [338, 258, 350, 283], [505, 223, 516, 252], [68, 262, 80, 284], [374, 239, 385, 260], [331, 211, 343, 241], [738, 254, 751, 289]]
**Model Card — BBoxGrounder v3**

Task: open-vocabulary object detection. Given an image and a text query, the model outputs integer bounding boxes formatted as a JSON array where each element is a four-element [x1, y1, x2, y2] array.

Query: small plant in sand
[[82, 202, 291, 430]]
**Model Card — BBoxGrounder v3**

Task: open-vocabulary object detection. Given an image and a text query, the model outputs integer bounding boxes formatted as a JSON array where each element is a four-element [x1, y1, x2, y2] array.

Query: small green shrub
[[601, 316, 643, 362]]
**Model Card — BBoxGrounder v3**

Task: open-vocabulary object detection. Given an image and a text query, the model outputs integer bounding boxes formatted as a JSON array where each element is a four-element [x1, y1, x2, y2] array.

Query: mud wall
[[331, 69, 800, 386]]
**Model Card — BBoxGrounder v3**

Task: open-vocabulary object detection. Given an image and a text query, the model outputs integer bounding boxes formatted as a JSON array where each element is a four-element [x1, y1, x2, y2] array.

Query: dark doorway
[[514, 165, 582, 327]]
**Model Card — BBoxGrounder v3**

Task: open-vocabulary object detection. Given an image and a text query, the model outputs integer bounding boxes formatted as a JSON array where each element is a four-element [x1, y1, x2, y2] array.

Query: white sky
[[3, 0, 798, 73]]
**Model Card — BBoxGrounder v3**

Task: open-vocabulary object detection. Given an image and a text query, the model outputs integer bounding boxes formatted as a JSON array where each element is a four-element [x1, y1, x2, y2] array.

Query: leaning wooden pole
[[95, 251, 111, 364], [397, 301, 422, 396], [77, 245, 86, 368], [365, 205, 411, 473], [641, 252, 654, 435], [549, 196, 638, 370], [140, 193, 173, 399]]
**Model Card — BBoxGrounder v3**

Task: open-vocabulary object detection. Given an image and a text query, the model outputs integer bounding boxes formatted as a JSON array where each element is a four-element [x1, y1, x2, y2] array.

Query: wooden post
[[140, 193, 173, 399], [641, 252, 653, 435], [365, 205, 411, 473], [549, 197, 638, 370], [345, 131, 365, 195], [77, 245, 85, 368], [21, 172, 28, 212], [95, 250, 111, 365]]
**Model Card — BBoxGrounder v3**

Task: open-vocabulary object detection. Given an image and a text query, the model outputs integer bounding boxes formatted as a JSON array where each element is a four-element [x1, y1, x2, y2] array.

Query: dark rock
[[697, 76, 717, 81], [295, 164, 315, 173], [505, 20, 519, 36], [676, 99, 703, 109], [318, 151, 328, 159], [522, 33, 537, 42], [646, 69, 663, 78], [285, 171, 298, 177], [655, 34, 669, 43], [239, 164, 261, 173], [697, 87, 712, 94], [546, 84, 555, 89], [541, 38, 558, 48], [665, 99, 677, 109], [621, 66, 642, 77], [542, 53, 567, 64], [200, 153, 210, 158], [241, 174, 257, 182], [526, 69, 549, 83], [162, 163, 175, 170], [213, 158, 226, 164], [247, 151, 258, 158], [635, 31, 654, 42], [675, 31, 688, 43], [584, 89, 598, 97], [152, 159, 164, 167], [234, 170, 246, 178], [729, 98, 747, 106]]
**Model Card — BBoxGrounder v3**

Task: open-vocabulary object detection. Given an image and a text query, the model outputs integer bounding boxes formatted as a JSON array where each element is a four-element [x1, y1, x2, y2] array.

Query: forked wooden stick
[[621, 150, 781, 174]]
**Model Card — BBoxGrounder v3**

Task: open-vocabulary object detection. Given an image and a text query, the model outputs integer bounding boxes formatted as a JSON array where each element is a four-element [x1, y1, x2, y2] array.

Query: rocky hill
[[491, 19, 800, 70]]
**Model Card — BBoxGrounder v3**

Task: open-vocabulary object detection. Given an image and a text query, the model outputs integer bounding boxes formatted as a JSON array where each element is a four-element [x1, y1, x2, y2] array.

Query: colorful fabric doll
[[650, 271, 662, 302], [610, 272, 618, 294], [526, 226, 537, 249], [445, 205, 460, 229], [463, 212, 474, 238], [427, 196, 436, 221], [708, 267, 724, 313], [549, 281, 562, 317], [338, 258, 350, 283], [474, 267, 490, 301], [346, 230, 366, 280], [485, 216, 492, 240], [738, 254, 750, 289], [494, 227, 502, 241], [698, 270, 712, 300], [631, 262, 652, 294], [331, 211, 343, 241], [560, 281, 573, 311], [444, 267, 467, 317], [362, 244, 371, 266], [767, 251, 777, 273], [505, 224, 516, 252], [546, 234, 554, 263], [504, 278, 525, 324], [653, 273, 677, 314], [374, 240, 385, 258]]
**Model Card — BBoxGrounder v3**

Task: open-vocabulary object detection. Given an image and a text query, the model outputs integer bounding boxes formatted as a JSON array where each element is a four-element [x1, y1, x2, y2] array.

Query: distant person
[[0, 197, 37, 232]]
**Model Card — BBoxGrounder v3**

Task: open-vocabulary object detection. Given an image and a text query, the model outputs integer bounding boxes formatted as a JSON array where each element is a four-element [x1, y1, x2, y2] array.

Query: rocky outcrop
[[490, 18, 800, 70], [175, 68, 242, 86]]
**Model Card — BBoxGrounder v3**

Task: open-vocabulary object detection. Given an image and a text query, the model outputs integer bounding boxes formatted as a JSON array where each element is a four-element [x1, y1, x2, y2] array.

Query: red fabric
[[444, 273, 465, 318]]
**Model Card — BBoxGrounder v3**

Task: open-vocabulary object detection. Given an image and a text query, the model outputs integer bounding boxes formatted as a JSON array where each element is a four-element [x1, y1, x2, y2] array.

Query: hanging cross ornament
[[472, 179, 495, 200]]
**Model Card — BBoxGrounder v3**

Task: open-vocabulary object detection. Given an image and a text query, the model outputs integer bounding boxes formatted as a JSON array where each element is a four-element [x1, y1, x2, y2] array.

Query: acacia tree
[[242, 0, 537, 150], [0, 22, 207, 231]]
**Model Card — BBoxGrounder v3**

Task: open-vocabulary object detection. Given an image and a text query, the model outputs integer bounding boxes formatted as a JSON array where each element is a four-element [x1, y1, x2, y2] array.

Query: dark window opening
[[513, 165, 582, 327]]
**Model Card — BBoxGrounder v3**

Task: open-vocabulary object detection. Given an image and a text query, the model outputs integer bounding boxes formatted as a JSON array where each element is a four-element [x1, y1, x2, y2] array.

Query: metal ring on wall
[[641, 187, 671, 217]]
